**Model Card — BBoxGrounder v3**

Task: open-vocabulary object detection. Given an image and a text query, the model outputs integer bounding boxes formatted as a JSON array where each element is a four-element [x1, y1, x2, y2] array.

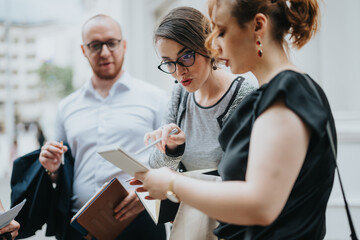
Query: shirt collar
[[83, 70, 132, 98], [112, 70, 132, 91]]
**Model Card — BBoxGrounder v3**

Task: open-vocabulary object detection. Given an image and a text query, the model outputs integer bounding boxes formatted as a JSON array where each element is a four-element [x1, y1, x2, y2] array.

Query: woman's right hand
[[39, 141, 67, 174], [144, 123, 185, 153]]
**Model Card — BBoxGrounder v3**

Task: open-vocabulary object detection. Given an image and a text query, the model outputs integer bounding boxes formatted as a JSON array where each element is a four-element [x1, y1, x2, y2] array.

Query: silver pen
[[134, 128, 179, 155], [125, 177, 134, 182]]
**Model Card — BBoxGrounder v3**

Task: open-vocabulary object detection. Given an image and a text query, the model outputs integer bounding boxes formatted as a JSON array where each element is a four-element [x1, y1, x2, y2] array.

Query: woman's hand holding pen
[[39, 141, 68, 175], [144, 123, 185, 153]]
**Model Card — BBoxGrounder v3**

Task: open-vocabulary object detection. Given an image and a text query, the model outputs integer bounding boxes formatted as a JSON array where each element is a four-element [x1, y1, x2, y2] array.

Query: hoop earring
[[256, 38, 263, 58]]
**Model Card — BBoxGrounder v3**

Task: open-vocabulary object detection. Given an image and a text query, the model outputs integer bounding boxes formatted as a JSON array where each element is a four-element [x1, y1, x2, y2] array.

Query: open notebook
[[135, 192, 180, 225], [97, 144, 219, 225]]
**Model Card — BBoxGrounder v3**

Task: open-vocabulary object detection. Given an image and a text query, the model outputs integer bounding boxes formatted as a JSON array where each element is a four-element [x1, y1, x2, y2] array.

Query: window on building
[[26, 38, 35, 44], [26, 54, 36, 59]]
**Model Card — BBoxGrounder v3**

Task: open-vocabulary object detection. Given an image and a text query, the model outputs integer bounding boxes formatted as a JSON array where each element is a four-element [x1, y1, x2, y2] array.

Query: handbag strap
[[303, 74, 358, 240]]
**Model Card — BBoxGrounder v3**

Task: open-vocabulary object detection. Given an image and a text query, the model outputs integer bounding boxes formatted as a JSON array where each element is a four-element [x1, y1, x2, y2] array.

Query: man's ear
[[122, 39, 127, 54], [81, 44, 87, 58], [254, 13, 267, 35]]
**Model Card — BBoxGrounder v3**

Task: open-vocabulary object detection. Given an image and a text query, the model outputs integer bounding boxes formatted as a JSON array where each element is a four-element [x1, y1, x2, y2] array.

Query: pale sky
[[0, 0, 82, 24]]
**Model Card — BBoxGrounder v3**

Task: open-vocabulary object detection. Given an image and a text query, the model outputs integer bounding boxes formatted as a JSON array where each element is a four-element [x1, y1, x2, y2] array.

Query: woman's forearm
[[173, 175, 273, 226]]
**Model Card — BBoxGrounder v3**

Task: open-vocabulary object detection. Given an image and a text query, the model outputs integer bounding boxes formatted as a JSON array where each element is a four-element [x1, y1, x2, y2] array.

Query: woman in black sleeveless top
[[133, 0, 336, 239]]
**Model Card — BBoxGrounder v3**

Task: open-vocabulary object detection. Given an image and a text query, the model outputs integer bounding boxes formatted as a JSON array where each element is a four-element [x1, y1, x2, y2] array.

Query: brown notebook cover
[[70, 178, 136, 240]]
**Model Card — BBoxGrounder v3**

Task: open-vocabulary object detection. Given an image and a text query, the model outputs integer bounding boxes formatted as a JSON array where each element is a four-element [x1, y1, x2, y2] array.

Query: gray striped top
[[149, 76, 258, 171]]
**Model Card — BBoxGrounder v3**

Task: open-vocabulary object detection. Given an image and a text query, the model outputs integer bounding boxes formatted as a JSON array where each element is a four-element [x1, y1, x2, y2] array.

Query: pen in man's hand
[[60, 141, 65, 165], [134, 128, 178, 155]]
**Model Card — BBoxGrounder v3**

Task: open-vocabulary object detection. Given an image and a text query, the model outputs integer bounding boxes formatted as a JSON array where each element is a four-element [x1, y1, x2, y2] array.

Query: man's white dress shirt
[[54, 71, 167, 211]]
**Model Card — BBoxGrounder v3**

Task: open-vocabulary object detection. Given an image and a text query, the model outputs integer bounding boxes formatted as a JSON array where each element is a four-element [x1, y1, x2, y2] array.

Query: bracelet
[[168, 175, 177, 193], [166, 174, 180, 203], [45, 168, 59, 177]]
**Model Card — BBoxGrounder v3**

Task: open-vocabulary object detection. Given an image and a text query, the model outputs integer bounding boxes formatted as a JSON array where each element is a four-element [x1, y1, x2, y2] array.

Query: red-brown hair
[[206, 0, 320, 55]]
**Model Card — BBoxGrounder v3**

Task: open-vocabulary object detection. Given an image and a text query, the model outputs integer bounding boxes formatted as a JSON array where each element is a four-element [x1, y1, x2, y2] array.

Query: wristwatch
[[166, 175, 180, 203]]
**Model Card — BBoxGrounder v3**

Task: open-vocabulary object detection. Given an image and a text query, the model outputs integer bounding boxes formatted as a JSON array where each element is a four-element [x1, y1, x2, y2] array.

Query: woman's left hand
[[0, 220, 20, 240], [132, 167, 178, 200]]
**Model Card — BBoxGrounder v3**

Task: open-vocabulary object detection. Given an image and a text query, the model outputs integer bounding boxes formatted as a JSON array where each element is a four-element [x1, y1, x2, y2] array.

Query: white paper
[[0, 199, 26, 229]]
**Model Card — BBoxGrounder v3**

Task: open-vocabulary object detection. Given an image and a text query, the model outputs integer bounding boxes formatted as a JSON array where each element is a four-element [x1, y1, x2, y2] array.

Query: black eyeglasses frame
[[86, 39, 122, 53], [157, 51, 199, 74]]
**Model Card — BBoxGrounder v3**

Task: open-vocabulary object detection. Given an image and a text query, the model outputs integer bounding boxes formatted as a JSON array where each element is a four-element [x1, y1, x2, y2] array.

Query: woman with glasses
[[143, 7, 256, 240], [145, 6, 257, 173]]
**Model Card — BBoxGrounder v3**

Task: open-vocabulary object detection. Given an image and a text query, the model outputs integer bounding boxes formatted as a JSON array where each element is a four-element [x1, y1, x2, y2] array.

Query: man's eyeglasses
[[158, 51, 196, 74], [86, 39, 122, 53]]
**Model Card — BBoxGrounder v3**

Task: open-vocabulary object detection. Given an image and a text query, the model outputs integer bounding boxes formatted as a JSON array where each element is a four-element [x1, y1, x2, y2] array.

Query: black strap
[[303, 75, 358, 240], [175, 87, 188, 173], [176, 87, 189, 128], [217, 76, 245, 128]]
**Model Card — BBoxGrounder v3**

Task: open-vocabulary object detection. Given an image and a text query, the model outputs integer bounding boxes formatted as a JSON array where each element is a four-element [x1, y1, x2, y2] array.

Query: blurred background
[[0, 0, 359, 239]]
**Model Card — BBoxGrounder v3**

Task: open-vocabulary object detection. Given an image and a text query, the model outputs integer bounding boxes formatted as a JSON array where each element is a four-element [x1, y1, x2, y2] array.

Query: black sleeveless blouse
[[214, 70, 337, 240]]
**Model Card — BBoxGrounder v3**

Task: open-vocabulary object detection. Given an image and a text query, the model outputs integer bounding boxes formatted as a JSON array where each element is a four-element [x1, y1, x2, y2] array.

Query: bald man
[[38, 14, 167, 239]]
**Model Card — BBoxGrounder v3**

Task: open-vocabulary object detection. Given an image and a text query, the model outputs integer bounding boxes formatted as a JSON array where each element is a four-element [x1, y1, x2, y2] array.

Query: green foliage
[[38, 62, 74, 98]]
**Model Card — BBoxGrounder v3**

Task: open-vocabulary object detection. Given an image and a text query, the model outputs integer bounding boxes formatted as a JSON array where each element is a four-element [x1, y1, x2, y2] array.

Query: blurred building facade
[[0, 22, 50, 126], [0, 0, 359, 239]]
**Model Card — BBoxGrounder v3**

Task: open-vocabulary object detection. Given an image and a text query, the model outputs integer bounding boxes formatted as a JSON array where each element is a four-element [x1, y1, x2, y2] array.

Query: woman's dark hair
[[206, 0, 320, 51], [154, 6, 216, 68]]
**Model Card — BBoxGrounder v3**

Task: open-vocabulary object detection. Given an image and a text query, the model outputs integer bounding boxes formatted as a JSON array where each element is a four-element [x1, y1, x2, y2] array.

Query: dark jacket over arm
[[10, 145, 74, 240]]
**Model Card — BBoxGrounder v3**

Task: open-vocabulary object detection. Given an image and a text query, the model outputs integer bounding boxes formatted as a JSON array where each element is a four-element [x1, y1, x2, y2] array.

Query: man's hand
[[39, 141, 67, 174], [113, 190, 144, 221]]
